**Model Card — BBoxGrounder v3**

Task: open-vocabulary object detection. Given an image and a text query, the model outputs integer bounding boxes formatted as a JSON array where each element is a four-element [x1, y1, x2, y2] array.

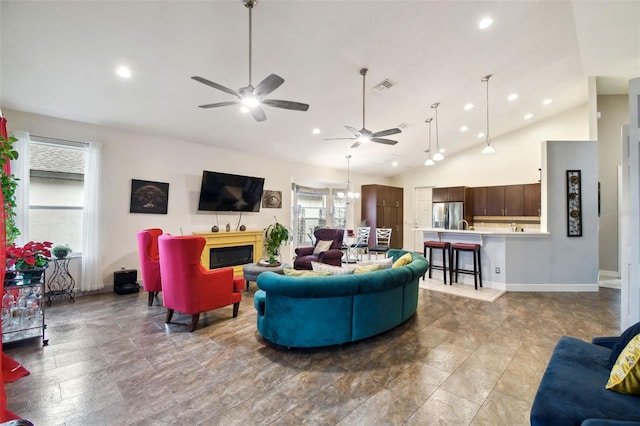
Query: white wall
[[597, 95, 628, 274], [621, 78, 640, 329], [391, 104, 590, 250], [5, 108, 389, 288]]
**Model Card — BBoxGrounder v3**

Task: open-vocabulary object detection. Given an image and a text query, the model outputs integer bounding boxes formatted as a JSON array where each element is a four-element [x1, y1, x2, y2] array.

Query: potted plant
[[263, 218, 291, 266], [0, 135, 20, 245], [6, 241, 53, 283], [52, 244, 72, 259]]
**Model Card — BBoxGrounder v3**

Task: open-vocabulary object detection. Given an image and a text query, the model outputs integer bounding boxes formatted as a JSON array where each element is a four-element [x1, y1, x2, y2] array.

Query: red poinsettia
[[6, 241, 53, 270]]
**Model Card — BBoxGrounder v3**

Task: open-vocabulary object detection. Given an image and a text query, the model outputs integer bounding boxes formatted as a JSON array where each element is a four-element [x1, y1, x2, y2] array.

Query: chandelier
[[336, 155, 360, 204]]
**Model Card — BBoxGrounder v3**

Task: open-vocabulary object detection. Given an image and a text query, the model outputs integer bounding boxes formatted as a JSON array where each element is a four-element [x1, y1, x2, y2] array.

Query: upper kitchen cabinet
[[486, 185, 524, 216], [432, 186, 470, 202], [472, 187, 488, 216], [524, 183, 542, 216]]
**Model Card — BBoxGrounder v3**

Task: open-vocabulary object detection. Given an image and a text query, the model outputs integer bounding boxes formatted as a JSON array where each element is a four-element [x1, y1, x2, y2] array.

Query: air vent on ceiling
[[397, 122, 409, 129], [372, 78, 396, 92]]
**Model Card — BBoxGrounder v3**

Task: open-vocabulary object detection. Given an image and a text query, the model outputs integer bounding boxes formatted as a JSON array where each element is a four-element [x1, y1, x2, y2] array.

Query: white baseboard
[[506, 283, 599, 292], [599, 269, 620, 278]]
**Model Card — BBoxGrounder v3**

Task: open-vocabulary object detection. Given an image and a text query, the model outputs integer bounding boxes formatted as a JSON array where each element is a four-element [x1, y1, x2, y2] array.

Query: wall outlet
[[495, 267, 501, 274]]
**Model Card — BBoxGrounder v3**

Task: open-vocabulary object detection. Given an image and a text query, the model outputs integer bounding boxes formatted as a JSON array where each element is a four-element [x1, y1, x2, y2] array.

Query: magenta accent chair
[[293, 228, 345, 270], [137, 228, 163, 306], [158, 235, 242, 332]]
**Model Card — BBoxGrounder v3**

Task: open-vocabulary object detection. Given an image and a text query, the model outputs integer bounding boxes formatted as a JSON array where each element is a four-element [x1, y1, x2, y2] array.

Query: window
[[29, 138, 85, 251]]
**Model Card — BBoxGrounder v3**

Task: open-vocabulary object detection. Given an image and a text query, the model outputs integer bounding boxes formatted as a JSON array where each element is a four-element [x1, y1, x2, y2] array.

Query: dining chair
[[351, 227, 370, 261], [369, 228, 392, 259]]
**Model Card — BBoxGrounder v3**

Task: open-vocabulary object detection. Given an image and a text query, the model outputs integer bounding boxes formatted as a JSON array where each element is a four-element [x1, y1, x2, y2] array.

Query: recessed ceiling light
[[524, 113, 533, 120], [479, 17, 493, 30], [543, 98, 553, 106], [116, 66, 132, 79], [508, 93, 519, 101], [460, 126, 468, 132], [240, 106, 250, 113], [312, 128, 321, 135], [391, 161, 398, 167], [478, 132, 485, 138], [464, 103, 474, 111]]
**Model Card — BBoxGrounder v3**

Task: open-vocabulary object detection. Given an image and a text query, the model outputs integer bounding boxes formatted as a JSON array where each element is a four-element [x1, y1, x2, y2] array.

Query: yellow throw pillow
[[354, 264, 383, 274], [283, 268, 330, 277], [606, 333, 640, 394], [392, 252, 413, 268], [313, 240, 333, 255]]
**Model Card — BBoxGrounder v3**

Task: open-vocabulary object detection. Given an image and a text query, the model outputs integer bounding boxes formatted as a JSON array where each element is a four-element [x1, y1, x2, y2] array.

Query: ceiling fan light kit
[[324, 68, 402, 148], [191, 0, 309, 122]]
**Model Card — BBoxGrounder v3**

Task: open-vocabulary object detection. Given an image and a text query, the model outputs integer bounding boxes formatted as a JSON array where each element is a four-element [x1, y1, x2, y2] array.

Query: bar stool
[[423, 241, 451, 284], [450, 243, 482, 290]]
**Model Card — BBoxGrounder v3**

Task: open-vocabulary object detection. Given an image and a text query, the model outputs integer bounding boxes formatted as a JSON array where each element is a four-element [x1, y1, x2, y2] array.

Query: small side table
[[46, 255, 79, 305], [243, 262, 290, 291]]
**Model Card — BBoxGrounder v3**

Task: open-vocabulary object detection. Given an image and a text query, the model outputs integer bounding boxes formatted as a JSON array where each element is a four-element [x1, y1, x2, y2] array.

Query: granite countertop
[[412, 228, 549, 236]]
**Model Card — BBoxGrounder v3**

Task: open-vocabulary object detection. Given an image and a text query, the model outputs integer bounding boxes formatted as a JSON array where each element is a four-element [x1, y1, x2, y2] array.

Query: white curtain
[[81, 142, 103, 291], [10, 131, 31, 246]]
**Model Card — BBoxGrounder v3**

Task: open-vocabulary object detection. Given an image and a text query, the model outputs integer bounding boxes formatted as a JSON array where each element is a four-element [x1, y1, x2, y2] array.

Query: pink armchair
[[293, 228, 345, 270], [158, 235, 242, 332], [137, 228, 163, 306]]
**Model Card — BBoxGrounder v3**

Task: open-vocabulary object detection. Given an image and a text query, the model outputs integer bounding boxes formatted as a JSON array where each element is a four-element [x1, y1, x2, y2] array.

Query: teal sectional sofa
[[253, 249, 429, 348]]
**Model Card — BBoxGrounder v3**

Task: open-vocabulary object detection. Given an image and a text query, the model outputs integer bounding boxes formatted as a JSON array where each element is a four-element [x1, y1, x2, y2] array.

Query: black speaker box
[[114, 269, 139, 295]]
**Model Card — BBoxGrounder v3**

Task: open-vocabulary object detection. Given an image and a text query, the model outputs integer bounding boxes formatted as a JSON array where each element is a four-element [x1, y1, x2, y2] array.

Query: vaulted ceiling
[[1, 1, 638, 176]]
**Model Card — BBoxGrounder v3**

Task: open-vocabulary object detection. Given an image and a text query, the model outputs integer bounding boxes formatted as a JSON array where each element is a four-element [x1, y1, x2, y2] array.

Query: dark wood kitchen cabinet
[[486, 186, 505, 216], [472, 183, 540, 217], [472, 187, 488, 216], [432, 186, 469, 202], [504, 185, 524, 216], [524, 183, 541, 216], [361, 184, 403, 249], [486, 185, 524, 216]]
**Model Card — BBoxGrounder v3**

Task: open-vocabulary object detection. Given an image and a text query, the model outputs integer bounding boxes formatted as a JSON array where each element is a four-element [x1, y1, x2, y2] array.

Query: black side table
[[45, 255, 79, 305]]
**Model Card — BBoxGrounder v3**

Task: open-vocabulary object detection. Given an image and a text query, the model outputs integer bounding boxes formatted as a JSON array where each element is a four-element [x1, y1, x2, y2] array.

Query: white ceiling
[[1, 0, 639, 176]]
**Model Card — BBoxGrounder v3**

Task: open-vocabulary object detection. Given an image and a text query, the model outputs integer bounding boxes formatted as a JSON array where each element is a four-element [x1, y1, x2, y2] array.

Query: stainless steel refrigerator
[[432, 202, 464, 229]]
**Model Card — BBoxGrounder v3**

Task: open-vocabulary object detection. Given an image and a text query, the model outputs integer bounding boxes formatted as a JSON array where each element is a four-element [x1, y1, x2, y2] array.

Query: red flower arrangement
[[6, 241, 53, 270]]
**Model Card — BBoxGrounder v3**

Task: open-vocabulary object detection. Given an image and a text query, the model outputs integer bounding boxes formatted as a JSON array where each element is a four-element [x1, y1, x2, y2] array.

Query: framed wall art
[[566, 170, 582, 237], [261, 190, 282, 209], [130, 179, 169, 214]]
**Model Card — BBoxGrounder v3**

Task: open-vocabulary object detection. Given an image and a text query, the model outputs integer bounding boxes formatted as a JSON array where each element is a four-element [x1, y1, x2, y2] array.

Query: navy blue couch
[[253, 249, 429, 348], [530, 336, 640, 426]]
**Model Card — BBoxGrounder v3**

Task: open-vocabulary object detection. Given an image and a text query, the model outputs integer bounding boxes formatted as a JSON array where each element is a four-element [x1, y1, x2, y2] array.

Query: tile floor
[[3, 283, 620, 425]]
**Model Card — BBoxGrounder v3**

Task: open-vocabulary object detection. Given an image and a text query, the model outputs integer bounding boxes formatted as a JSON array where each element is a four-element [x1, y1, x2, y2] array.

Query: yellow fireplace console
[[193, 230, 264, 276]]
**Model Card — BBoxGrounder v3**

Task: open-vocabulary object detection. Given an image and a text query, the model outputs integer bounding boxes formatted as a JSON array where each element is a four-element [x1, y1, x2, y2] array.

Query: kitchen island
[[414, 228, 597, 292]]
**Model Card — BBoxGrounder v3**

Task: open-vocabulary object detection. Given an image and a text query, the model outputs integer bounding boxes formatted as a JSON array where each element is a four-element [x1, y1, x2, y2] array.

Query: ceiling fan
[[325, 68, 401, 148], [191, 0, 309, 122]]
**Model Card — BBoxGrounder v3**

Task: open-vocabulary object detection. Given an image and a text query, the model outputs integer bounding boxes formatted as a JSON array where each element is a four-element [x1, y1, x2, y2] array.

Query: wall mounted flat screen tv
[[198, 170, 265, 212]]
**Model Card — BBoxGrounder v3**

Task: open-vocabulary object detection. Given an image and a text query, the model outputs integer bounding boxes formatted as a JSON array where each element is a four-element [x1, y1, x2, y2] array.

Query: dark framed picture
[[566, 170, 582, 237], [130, 179, 169, 214]]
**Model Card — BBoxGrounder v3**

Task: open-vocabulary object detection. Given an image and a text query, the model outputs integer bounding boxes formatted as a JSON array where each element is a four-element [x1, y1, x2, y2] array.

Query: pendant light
[[336, 155, 359, 204], [431, 103, 445, 161], [481, 74, 495, 154], [424, 118, 435, 166]]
